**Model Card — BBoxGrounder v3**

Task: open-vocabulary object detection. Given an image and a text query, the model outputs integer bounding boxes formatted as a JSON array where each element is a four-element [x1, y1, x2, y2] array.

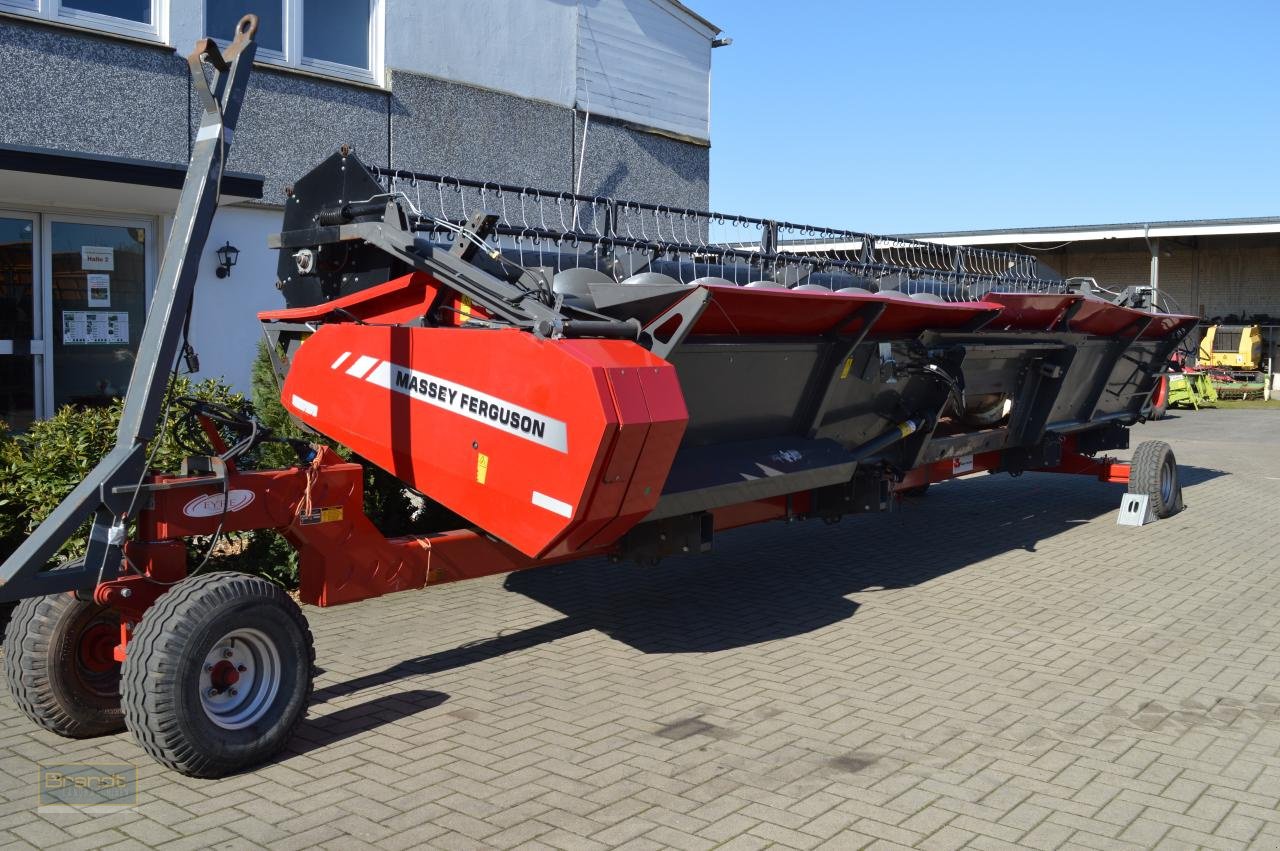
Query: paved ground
[[2, 410, 1279, 850]]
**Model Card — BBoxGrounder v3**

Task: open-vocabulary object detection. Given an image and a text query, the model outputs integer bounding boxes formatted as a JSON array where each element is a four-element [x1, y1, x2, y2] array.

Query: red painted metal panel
[[1139, 313, 1198, 339], [258, 271, 441, 325], [1067, 299, 1152, 336], [685, 284, 1002, 338], [135, 448, 432, 607], [982, 293, 1080, 332], [280, 325, 686, 558], [690, 285, 867, 335]]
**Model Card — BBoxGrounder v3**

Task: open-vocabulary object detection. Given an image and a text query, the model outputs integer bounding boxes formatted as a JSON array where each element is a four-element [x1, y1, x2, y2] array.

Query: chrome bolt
[[205, 664, 214, 672], [237, 665, 246, 672], [207, 688, 219, 697], [222, 648, 234, 658], [229, 688, 238, 697]]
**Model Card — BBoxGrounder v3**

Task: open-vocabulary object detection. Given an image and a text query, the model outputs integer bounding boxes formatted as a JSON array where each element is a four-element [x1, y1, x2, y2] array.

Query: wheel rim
[[199, 628, 282, 730], [73, 614, 121, 698], [1160, 455, 1176, 505]]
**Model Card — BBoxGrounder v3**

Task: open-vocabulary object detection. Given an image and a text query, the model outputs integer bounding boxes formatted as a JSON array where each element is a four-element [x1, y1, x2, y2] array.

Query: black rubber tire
[[120, 572, 314, 778], [1145, 375, 1170, 420], [1128, 440, 1182, 519], [4, 589, 126, 738]]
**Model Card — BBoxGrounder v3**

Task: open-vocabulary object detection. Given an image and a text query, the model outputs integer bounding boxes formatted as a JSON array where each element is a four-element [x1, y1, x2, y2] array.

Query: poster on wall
[[81, 245, 115, 271], [62, 311, 129, 345], [87, 274, 111, 307]]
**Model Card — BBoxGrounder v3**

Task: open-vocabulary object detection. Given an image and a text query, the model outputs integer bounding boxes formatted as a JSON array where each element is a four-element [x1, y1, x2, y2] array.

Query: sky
[[693, 0, 1280, 235]]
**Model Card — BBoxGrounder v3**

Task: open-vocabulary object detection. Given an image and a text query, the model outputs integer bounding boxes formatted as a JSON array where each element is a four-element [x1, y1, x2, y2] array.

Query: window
[[207, 0, 283, 55], [206, 0, 381, 85], [0, 0, 164, 41]]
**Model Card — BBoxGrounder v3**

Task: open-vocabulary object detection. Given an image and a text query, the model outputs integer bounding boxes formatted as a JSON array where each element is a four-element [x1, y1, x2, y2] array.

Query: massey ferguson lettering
[[362, 360, 568, 453], [393, 372, 548, 442]]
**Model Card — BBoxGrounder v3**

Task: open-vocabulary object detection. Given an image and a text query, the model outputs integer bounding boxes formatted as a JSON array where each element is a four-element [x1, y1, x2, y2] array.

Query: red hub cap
[[77, 622, 118, 673], [209, 659, 241, 692]]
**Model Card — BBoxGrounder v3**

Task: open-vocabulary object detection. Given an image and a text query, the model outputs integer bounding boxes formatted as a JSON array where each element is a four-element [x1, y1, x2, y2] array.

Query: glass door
[[0, 214, 40, 431], [45, 217, 152, 410]]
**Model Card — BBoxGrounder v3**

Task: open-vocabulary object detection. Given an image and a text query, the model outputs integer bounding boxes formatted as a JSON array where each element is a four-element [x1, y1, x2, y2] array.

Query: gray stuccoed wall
[[0, 19, 709, 211], [0, 21, 188, 163]]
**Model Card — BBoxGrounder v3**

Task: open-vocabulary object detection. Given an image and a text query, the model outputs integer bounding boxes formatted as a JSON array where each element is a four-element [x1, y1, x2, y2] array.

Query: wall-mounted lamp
[[215, 241, 240, 278], [712, 37, 732, 48]]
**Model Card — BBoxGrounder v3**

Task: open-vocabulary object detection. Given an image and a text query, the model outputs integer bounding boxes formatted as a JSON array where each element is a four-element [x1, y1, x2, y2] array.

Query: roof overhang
[[776, 218, 1280, 254], [0, 143, 263, 215], [898, 219, 1280, 247], [664, 0, 720, 36]]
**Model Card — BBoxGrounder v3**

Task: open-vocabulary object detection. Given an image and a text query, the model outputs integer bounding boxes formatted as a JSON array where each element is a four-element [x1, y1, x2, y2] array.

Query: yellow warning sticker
[[459, 295, 473, 321], [839, 357, 854, 380], [476, 452, 489, 484], [299, 506, 344, 525]]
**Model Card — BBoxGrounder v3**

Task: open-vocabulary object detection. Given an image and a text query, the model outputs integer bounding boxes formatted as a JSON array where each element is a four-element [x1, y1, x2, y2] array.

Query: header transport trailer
[[0, 19, 1196, 778]]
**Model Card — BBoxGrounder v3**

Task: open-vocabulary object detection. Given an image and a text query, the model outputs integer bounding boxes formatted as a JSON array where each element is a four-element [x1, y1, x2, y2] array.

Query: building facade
[[0, 0, 718, 430]]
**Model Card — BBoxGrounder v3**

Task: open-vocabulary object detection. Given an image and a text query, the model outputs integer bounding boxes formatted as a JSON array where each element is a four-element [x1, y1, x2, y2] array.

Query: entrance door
[[46, 217, 152, 410], [0, 214, 40, 431]]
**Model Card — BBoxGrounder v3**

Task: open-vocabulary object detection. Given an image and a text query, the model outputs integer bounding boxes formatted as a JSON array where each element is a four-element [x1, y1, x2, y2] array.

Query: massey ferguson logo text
[[338, 354, 568, 453]]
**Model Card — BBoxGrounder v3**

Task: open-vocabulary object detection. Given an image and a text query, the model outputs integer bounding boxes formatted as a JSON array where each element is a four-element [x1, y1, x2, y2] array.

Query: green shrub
[[0, 377, 249, 566]]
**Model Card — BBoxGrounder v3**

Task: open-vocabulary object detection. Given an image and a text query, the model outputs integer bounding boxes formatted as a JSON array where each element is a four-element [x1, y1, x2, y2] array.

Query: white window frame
[[0, 0, 166, 43], [206, 0, 384, 87]]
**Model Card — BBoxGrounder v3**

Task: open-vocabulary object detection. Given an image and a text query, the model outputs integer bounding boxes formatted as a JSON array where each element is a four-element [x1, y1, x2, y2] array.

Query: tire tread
[[120, 572, 314, 777], [1128, 439, 1181, 518], [4, 592, 125, 738]]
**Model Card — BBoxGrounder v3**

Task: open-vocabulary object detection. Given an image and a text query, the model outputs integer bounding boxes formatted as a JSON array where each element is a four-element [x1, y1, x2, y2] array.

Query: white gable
[[576, 0, 715, 140]]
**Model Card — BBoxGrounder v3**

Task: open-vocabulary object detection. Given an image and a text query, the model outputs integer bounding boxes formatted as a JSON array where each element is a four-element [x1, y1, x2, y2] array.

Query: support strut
[[0, 17, 261, 602]]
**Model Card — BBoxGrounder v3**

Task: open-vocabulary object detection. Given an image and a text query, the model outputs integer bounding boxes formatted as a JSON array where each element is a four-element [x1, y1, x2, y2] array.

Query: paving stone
[[0, 413, 1277, 849]]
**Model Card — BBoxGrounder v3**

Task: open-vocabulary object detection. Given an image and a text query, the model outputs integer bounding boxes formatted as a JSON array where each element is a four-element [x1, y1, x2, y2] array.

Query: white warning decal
[[531, 490, 573, 518], [363, 361, 568, 453]]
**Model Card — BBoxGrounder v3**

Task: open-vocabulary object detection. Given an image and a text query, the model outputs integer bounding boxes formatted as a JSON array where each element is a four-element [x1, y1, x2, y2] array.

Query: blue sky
[[694, 1, 1280, 234]]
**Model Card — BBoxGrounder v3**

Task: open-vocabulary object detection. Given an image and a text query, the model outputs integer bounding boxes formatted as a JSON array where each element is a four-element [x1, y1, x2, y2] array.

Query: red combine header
[[0, 18, 1195, 777]]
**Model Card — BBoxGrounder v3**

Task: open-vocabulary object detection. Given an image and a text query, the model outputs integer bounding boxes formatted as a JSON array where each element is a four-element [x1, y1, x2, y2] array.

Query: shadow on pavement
[[315, 464, 1228, 703], [292, 463, 1229, 752], [289, 689, 449, 755]]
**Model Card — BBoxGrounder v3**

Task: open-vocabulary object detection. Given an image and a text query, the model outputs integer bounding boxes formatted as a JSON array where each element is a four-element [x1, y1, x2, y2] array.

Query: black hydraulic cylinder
[[850, 418, 923, 461], [541, 318, 643, 341]]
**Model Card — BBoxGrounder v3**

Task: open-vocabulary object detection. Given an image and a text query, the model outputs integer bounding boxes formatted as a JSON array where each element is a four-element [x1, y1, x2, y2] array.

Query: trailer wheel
[[4, 586, 125, 738], [1128, 440, 1182, 518], [121, 572, 314, 778], [1144, 375, 1169, 420]]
